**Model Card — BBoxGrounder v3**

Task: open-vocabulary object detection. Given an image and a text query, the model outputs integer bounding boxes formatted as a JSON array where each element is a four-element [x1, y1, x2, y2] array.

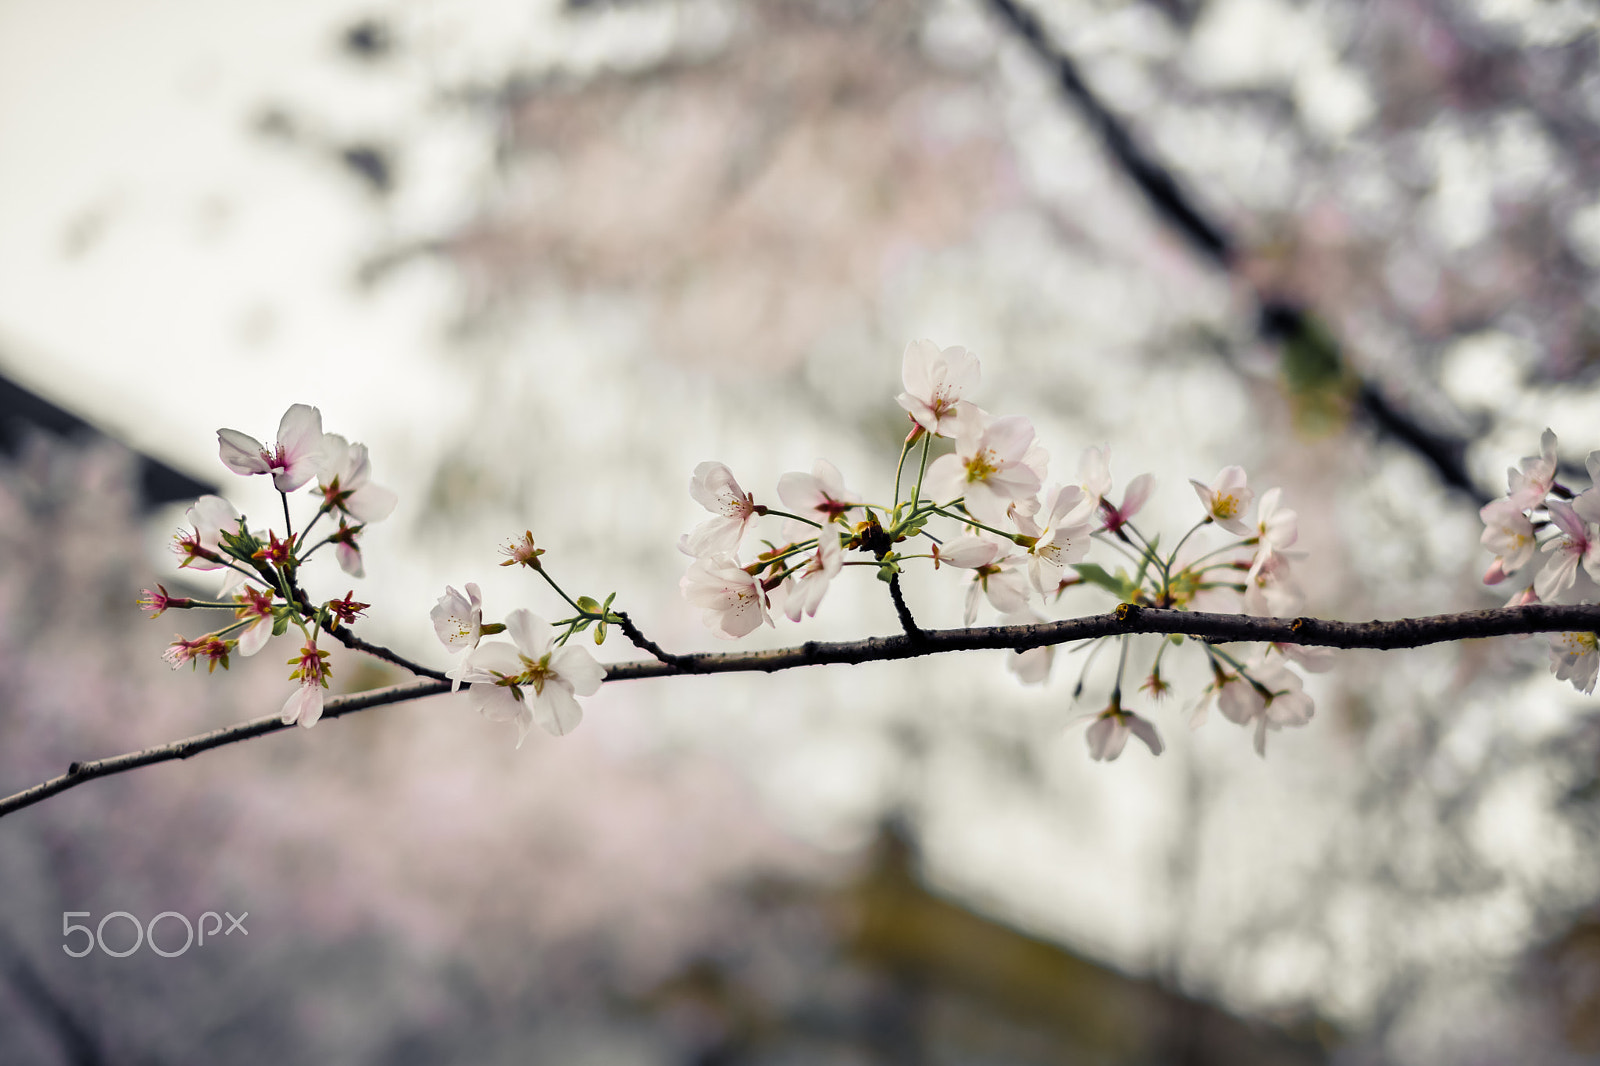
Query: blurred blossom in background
[[2, 0, 1600, 1060]]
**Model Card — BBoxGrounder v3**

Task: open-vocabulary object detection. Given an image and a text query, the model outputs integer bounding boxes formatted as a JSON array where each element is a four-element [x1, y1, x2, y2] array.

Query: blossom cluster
[[1479, 430, 1600, 693], [674, 340, 1328, 759], [146, 404, 391, 727]]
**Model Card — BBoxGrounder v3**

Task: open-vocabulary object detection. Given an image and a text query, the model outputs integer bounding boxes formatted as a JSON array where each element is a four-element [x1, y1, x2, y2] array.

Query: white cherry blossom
[[173, 495, 240, 571], [1190, 466, 1255, 536], [680, 552, 773, 638], [317, 434, 398, 524], [1479, 497, 1537, 581], [1085, 703, 1163, 761], [217, 403, 328, 493], [777, 459, 856, 525], [431, 583, 484, 692], [456, 610, 605, 744], [1216, 655, 1314, 757], [1548, 631, 1600, 695], [1507, 428, 1558, 508], [925, 415, 1043, 526], [896, 339, 980, 437], [778, 534, 842, 622], [1534, 499, 1600, 601], [680, 462, 758, 557]]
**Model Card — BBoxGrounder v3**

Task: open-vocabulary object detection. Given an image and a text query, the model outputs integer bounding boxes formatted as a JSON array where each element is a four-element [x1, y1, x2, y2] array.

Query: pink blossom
[[217, 404, 328, 493], [679, 462, 759, 557], [1479, 498, 1536, 578], [173, 495, 240, 571], [777, 459, 856, 525], [281, 638, 331, 727], [778, 534, 842, 622], [1534, 499, 1600, 601], [1085, 702, 1163, 761], [680, 552, 773, 638], [456, 610, 605, 744], [1216, 656, 1314, 757], [895, 339, 981, 438], [232, 586, 276, 657], [925, 415, 1044, 526], [1507, 428, 1558, 508]]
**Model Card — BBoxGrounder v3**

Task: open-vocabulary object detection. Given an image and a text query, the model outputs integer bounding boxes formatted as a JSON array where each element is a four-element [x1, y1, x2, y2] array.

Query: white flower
[[680, 552, 773, 638], [779, 534, 842, 622], [1479, 498, 1537, 580], [217, 404, 328, 493], [1085, 702, 1164, 761], [1216, 655, 1314, 757], [1507, 428, 1558, 508], [679, 462, 758, 557], [1534, 499, 1600, 601], [431, 583, 484, 692], [896, 339, 981, 437], [456, 610, 605, 744], [317, 434, 398, 524], [1015, 485, 1095, 594], [1247, 487, 1302, 584], [281, 639, 332, 728], [1548, 631, 1599, 695], [925, 415, 1044, 526], [1001, 610, 1053, 685], [173, 495, 240, 571], [1190, 466, 1255, 536], [777, 459, 856, 525]]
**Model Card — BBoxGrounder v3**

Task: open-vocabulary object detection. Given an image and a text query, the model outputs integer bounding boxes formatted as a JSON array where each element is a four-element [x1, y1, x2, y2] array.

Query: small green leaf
[[1073, 563, 1135, 599]]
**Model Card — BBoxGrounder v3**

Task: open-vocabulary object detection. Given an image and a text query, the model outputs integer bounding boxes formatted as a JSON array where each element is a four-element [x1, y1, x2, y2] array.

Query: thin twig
[[984, 0, 1493, 505], [614, 610, 687, 668], [888, 573, 926, 642], [5, 603, 1598, 819]]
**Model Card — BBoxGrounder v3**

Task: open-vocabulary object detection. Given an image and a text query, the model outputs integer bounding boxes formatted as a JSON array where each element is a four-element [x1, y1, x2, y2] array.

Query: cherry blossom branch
[[8, 603, 1598, 820], [613, 610, 689, 668]]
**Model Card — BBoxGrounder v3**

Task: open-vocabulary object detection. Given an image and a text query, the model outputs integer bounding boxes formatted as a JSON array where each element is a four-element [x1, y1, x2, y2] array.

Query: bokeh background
[[2, 0, 1600, 1061]]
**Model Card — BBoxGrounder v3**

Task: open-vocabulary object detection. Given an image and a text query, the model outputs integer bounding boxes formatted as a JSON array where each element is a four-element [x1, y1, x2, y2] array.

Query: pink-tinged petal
[[335, 541, 365, 578], [551, 644, 605, 697], [1549, 499, 1587, 540], [1217, 676, 1261, 725], [1086, 716, 1128, 761], [468, 680, 525, 723], [505, 609, 553, 660], [1574, 489, 1600, 526], [238, 619, 272, 657], [1120, 473, 1155, 518], [688, 462, 740, 513], [983, 569, 1031, 615], [461, 642, 524, 684], [1126, 714, 1164, 756], [348, 482, 397, 524], [217, 429, 269, 475], [983, 415, 1035, 459], [276, 404, 324, 457], [531, 685, 584, 737], [1009, 644, 1053, 685], [1535, 550, 1580, 601], [1078, 447, 1112, 502], [941, 536, 1000, 569], [281, 684, 323, 727], [900, 339, 940, 397], [963, 581, 981, 627]]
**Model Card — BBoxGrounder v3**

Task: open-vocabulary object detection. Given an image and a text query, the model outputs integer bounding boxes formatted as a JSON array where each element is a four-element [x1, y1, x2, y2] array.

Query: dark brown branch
[[5, 603, 1599, 819], [323, 624, 449, 682], [887, 573, 926, 642], [614, 610, 688, 668]]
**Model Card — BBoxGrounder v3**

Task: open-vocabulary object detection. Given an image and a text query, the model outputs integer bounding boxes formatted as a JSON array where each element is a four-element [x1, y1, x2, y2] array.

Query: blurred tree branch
[[985, 0, 1489, 503]]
